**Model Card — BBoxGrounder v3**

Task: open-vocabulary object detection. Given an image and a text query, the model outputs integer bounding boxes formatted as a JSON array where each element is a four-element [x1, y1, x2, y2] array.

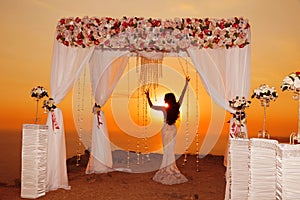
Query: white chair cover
[[248, 138, 278, 200], [225, 138, 250, 200], [276, 144, 300, 200]]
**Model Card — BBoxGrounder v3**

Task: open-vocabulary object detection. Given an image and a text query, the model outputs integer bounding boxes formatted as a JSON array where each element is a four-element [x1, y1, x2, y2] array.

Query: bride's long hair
[[164, 93, 180, 125]]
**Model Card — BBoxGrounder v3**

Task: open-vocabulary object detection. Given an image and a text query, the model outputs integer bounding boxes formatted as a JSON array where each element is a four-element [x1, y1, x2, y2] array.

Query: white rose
[[294, 77, 300, 89]]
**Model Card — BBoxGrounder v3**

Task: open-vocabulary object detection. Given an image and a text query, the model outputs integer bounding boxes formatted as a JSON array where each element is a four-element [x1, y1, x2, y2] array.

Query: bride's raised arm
[[178, 76, 190, 106]]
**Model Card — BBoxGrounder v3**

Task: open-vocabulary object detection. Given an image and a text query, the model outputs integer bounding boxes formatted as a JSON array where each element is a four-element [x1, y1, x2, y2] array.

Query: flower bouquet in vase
[[229, 96, 251, 138], [251, 84, 278, 139], [281, 71, 300, 144], [30, 86, 48, 123]]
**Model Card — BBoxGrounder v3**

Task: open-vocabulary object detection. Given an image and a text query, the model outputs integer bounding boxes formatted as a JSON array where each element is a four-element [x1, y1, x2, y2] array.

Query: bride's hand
[[144, 89, 150, 97], [186, 76, 191, 82]]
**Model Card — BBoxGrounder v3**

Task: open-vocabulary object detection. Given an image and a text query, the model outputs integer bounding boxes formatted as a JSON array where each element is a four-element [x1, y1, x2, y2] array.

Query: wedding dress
[[152, 123, 188, 185], [148, 79, 189, 185]]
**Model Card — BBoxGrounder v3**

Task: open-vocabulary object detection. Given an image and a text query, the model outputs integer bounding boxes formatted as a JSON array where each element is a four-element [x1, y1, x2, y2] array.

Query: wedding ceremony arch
[[46, 16, 251, 191]]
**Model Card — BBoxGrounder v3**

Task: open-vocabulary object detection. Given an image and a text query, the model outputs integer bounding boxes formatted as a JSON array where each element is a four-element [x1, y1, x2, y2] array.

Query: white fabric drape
[[187, 47, 250, 113], [86, 49, 130, 173], [187, 46, 251, 156], [47, 41, 94, 191], [50, 41, 95, 104], [46, 108, 70, 191], [85, 111, 113, 174]]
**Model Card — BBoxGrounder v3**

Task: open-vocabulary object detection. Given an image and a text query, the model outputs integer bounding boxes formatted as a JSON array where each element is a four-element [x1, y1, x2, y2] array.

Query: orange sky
[[0, 0, 300, 156]]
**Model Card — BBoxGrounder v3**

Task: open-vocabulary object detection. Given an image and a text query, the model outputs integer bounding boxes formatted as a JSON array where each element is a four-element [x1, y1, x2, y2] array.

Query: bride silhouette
[[145, 76, 190, 185]]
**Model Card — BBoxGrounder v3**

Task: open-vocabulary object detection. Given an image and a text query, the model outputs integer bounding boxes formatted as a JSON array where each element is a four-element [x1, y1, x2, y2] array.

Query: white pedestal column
[[21, 124, 48, 199]]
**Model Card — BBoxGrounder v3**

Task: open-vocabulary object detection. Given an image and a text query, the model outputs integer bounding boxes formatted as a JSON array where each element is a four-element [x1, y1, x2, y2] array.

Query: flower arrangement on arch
[[281, 71, 300, 92], [93, 103, 103, 127], [229, 96, 251, 138], [228, 96, 251, 126], [251, 84, 278, 102], [92, 103, 101, 114], [42, 98, 57, 112], [56, 16, 250, 51], [30, 86, 48, 100], [229, 96, 251, 111], [43, 98, 60, 130]]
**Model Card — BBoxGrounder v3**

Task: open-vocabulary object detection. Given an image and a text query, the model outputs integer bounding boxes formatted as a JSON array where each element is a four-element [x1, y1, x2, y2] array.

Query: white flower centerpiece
[[30, 86, 48, 123], [281, 71, 300, 143], [251, 84, 278, 138], [229, 96, 251, 138]]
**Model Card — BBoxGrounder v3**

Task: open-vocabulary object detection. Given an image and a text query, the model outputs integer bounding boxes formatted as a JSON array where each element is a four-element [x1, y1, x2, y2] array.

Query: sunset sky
[[1, 0, 300, 159]]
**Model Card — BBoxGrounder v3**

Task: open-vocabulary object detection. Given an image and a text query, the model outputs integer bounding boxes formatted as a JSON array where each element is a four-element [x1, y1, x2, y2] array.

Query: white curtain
[[187, 46, 251, 156], [86, 48, 130, 173], [46, 41, 95, 191], [46, 108, 70, 191]]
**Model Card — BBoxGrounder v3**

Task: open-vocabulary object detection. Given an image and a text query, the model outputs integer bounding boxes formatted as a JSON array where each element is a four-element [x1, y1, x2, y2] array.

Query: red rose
[[296, 72, 300, 76], [186, 18, 192, 24], [219, 22, 225, 29], [198, 32, 204, 39], [56, 34, 62, 40], [76, 39, 83, 45], [128, 19, 134, 26], [239, 44, 245, 48], [204, 29, 211, 35], [77, 33, 82, 39], [122, 21, 128, 28], [116, 27, 120, 33], [232, 23, 239, 28], [156, 20, 161, 27], [205, 19, 210, 26], [75, 17, 81, 23], [214, 37, 220, 43], [68, 25, 74, 31], [59, 19, 66, 25], [63, 41, 69, 46]]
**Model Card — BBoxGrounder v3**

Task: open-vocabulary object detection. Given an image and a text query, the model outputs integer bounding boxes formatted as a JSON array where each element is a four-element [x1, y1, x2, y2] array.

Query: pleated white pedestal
[[21, 124, 48, 199], [276, 144, 300, 200], [248, 138, 278, 200], [225, 138, 250, 200]]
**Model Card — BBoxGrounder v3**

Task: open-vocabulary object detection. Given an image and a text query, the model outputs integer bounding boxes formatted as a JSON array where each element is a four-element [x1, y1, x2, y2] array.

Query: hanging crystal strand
[[153, 60, 158, 101], [195, 73, 200, 172], [137, 76, 140, 128], [136, 139, 140, 165], [126, 60, 131, 169], [78, 67, 87, 166], [159, 58, 163, 79], [128, 58, 130, 99], [135, 52, 139, 74], [142, 94, 150, 161], [76, 72, 82, 167], [136, 61, 141, 164], [182, 57, 189, 166], [127, 138, 130, 169], [144, 96, 150, 161], [141, 92, 146, 165]]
